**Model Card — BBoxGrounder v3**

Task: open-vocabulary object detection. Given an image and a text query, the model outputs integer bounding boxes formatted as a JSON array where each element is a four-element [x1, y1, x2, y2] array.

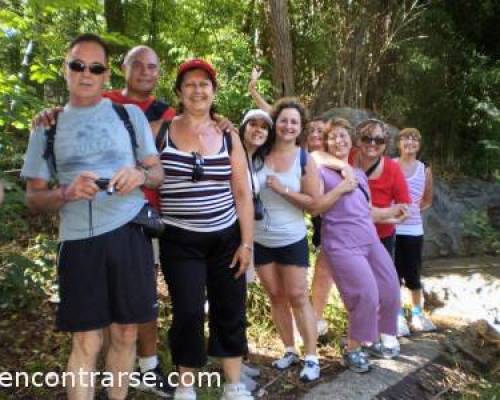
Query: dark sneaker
[[343, 349, 371, 373], [362, 341, 400, 360], [133, 364, 174, 398]]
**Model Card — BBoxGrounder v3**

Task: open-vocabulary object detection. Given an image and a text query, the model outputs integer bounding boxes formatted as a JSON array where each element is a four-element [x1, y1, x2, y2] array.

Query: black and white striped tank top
[[159, 129, 237, 232]]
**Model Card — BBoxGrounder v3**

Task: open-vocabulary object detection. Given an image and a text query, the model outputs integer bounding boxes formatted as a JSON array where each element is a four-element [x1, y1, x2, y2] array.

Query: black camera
[[95, 178, 114, 195], [253, 195, 265, 221]]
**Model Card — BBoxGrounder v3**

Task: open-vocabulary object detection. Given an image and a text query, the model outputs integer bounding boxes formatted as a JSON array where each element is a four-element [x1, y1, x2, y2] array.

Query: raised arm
[[248, 67, 272, 113]]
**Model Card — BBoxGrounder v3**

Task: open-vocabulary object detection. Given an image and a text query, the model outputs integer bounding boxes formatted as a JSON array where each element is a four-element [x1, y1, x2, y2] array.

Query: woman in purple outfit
[[310, 119, 405, 373]]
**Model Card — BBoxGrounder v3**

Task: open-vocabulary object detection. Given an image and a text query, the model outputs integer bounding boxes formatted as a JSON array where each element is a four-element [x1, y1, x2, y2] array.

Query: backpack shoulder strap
[[155, 120, 170, 152], [112, 103, 138, 163], [300, 147, 307, 176], [224, 130, 233, 154], [42, 114, 59, 176], [144, 99, 170, 122]]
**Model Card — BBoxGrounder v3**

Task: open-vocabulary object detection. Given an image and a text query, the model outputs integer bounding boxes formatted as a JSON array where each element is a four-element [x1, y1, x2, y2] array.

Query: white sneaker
[[272, 351, 300, 370], [317, 319, 328, 336], [411, 314, 436, 332], [221, 383, 254, 400], [397, 314, 411, 337], [241, 363, 260, 377], [299, 359, 320, 382], [174, 387, 196, 400], [381, 334, 401, 352]]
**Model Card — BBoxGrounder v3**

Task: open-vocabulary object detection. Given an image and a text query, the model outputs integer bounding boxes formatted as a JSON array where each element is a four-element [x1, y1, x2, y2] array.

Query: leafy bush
[[0, 174, 30, 242], [0, 235, 57, 311], [462, 210, 500, 255]]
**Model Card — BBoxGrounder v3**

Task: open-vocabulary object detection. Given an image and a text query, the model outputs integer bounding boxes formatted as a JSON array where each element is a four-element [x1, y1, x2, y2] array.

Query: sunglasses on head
[[360, 135, 386, 145], [67, 60, 108, 75], [191, 152, 204, 182], [400, 135, 420, 142]]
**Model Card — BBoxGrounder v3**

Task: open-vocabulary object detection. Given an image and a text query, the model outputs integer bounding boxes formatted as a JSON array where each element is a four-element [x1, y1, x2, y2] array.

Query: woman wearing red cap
[[158, 59, 254, 400]]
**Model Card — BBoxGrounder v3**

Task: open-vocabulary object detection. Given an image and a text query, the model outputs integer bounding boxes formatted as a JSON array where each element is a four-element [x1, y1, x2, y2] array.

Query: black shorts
[[394, 234, 423, 290], [254, 236, 309, 268], [56, 223, 157, 332]]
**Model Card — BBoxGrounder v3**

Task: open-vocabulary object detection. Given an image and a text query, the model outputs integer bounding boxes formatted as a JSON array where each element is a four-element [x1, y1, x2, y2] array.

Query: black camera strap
[[365, 157, 381, 178], [244, 150, 258, 201]]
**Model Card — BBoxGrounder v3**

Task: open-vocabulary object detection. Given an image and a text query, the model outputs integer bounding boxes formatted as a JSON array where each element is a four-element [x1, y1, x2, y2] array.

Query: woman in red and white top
[[351, 119, 411, 254], [394, 128, 435, 335], [352, 120, 411, 342]]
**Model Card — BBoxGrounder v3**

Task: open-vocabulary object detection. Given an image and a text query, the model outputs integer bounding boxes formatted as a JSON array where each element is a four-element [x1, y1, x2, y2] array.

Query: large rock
[[320, 107, 400, 154], [423, 178, 500, 258]]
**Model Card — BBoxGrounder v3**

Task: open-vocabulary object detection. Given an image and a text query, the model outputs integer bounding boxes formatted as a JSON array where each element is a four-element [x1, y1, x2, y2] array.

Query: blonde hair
[[324, 118, 353, 140], [398, 127, 422, 142]]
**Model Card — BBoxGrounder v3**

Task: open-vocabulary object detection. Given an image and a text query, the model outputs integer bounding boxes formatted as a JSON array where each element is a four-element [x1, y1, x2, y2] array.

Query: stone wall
[[423, 178, 500, 258]]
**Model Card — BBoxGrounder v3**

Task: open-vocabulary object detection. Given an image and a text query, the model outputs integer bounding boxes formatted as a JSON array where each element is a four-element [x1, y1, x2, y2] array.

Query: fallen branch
[[256, 370, 287, 398]]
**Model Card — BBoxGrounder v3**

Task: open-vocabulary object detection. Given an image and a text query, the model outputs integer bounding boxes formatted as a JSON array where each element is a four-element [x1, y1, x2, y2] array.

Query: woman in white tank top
[[253, 98, 322, 382], [394, 128, 435, 335]]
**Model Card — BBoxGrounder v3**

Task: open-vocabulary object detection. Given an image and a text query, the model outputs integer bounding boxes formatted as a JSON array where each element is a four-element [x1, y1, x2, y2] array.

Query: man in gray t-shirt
[[21, 34, 164, 400]]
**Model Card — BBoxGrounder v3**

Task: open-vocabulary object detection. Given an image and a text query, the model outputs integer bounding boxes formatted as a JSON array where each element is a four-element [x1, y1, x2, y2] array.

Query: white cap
[[241, 109, 273, 128]]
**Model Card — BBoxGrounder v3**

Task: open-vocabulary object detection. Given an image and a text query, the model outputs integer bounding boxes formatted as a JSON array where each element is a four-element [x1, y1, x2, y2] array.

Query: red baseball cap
[[176, 58, 217, 89]]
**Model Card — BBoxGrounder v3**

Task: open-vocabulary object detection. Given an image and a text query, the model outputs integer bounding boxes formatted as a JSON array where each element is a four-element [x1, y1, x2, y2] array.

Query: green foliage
[[381, 1, 500, 178], [246, 281, 275, 341], [462, 210, 500, 255], [0, 235, 57, 311], [0, 0, 499, 177], [0, 174, 30, 242]]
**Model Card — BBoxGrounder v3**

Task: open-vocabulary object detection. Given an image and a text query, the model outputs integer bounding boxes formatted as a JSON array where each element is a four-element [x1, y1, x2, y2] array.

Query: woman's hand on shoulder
[[336, 176, 358, 195], [213, 114, 237, 135], [32, 106, 64, 130]]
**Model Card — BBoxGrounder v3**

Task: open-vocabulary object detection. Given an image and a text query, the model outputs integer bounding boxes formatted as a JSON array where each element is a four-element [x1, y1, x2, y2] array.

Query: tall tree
[[267, 0, 295, 97], [104, 0, 125, 35], [309, 0, 425, 114]]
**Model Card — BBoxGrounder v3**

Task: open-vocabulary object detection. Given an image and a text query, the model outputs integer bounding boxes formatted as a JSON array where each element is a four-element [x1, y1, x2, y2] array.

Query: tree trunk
[[311, 1, 425, 114], [148, 0, 158, 48], [267, 0, 295, 97], [104, 0, 125, 34]]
